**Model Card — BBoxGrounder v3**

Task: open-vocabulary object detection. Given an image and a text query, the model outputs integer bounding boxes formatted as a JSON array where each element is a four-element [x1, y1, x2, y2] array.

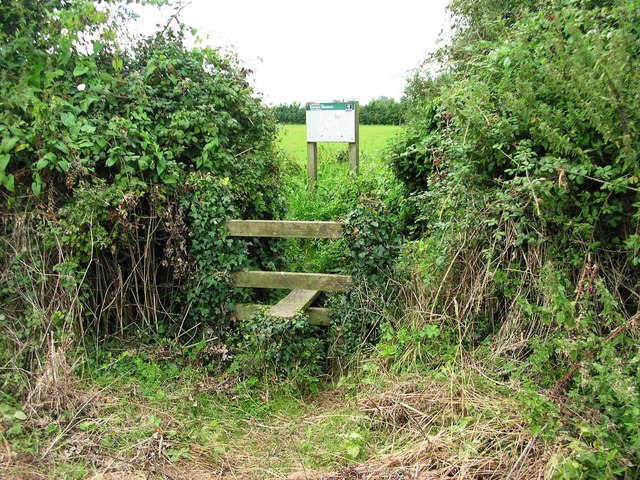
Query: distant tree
[[272, 102, 305, 124], [360, 97, 406, 125]]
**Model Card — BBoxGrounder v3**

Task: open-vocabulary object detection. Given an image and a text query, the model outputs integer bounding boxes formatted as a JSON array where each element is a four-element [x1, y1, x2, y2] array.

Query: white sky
[[128, 1, 450, 105]]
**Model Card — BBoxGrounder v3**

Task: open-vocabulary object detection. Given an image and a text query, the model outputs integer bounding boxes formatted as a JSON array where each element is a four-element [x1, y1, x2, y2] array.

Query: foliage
[[388, 0, 640, 476], [179, 174, 249, 338], [359, 97, 406, 126], [272, 102, 306, 124], [234, 310, 327, 389], [328, 195, 404, 365], [0, 0, 285, 393]]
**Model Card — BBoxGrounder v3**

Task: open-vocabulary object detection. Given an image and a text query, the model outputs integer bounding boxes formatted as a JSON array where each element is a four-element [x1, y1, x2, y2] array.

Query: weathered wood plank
[[234, 304, 332, 326], [349, 102, 360, 174], [224, 220, 342, 239], [267, 289, 320, 318], [307, 141, 318, 191], [233, 271, 352, 292]]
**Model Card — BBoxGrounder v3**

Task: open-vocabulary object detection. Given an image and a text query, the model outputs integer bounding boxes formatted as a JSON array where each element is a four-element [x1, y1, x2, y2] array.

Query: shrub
[[390, 0, 640, 476], [0, 2, 285, 393]]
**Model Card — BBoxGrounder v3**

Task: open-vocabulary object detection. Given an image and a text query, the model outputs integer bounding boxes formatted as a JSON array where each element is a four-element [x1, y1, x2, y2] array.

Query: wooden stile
[[267, 289, 320, 318], [228, 218, 350, 324]]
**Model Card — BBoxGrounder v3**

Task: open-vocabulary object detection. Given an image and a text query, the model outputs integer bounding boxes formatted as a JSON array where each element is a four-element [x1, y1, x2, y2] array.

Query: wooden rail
[[233, 271, 352, 292], [267, 289, 320, 318], [234, 304, 332, 326], [225, 220, 342, 239]]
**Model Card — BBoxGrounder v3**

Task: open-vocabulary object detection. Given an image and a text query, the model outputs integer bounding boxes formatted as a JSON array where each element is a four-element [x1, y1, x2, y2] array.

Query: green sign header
[[306, 102, 355, 112]]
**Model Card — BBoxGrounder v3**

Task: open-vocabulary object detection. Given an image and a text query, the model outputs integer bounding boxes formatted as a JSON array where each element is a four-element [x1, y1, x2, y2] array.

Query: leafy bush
[[389, 0, 640, 476], [0, 1, 285, 393], [272, 102, 306, 124]]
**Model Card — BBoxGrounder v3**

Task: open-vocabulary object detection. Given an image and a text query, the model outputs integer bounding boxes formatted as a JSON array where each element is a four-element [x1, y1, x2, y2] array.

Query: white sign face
[[306, 102, 357, 143]]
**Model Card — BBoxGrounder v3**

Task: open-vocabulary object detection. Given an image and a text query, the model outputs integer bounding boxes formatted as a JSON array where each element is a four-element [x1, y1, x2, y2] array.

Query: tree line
[[272, 97, 407, 125]]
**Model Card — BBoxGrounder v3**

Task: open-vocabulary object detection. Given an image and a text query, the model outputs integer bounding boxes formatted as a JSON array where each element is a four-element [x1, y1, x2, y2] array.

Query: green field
[[277, 124, 403, 273], [277, 124, 401, 168], [277, 124, 402, 222]]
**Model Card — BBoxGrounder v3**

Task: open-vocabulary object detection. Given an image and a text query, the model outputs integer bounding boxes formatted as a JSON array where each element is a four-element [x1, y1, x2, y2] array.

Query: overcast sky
[[129, 1, 451, 105]]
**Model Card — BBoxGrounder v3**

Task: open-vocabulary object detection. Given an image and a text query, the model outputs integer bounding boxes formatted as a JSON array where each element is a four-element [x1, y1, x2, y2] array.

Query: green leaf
[[0, 154, 9, 173], [80, 97, 97, 113], [112, 57, 124, 71], [35, 157, 48, 170], [13, 410, 27, 421], [60, 112, 76, 127], [56, 161, 69, 173], [73, 64, 89, 76], [77, 420, 94, 431], [2, 174, 15, 193], [106, 157, 118, 167], [92, 41, 104, 55], [56, 141, 69, 154], [146, 60, 157, 76], [1, 137, 19, 153], [346, 444, 361, 458]]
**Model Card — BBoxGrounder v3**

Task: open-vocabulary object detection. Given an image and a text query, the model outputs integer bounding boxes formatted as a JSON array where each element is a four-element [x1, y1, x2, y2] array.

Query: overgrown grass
[[1, 342, 559, 479], [278, 124, 400, 220], [277, 124, 402, 274]]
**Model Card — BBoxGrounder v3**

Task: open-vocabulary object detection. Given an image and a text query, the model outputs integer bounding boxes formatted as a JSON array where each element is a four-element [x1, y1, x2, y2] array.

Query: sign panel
[[306, 102, 357, 143]]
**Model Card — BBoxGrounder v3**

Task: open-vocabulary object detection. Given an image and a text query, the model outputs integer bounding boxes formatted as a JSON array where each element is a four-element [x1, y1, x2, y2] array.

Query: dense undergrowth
[[1, 0, 639, 479], [388, 0, 640, 477]]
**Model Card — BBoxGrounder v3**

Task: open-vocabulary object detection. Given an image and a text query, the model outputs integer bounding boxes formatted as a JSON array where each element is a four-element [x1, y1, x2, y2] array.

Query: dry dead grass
[[299, 372, 558, 480], [1, 343, 559, 480]]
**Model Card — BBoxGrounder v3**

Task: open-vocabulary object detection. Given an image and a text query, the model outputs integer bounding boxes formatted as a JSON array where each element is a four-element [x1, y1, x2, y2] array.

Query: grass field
[[277, 124, 401, 168], [277, 124, 403, 273], [277, 124, 402, 222]]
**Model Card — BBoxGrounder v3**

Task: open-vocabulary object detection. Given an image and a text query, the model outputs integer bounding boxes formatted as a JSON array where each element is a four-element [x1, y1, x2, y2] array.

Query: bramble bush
[[0, 1, 285, 397], [389, 0, 640, 476]]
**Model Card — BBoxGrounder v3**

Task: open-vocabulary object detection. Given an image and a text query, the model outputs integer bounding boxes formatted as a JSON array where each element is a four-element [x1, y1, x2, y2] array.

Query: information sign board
[[306, 102, 357, 143]]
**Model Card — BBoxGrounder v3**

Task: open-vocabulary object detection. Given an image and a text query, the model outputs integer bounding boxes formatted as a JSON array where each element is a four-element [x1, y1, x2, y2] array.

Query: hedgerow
[[0, 1, 285, 398], [390, 0, 640, 476]]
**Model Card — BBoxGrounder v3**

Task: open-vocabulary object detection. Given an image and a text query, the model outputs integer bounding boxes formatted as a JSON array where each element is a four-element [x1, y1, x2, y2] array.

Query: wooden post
[[307, 141, 318, 190], [348, 102, 359, 175]]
